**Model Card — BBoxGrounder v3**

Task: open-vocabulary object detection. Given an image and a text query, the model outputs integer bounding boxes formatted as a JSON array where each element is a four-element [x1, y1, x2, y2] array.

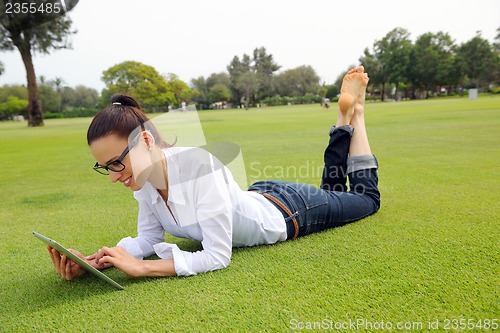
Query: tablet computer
[[33, 231, 124, 290]]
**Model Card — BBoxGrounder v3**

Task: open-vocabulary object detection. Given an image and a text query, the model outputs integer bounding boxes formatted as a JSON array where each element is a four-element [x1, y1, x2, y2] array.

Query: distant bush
[[44, 107, 99, 119], [491, 87, 500, 94], [262, 94, 322, 106], [44, 112, 64, 119], [261, 95, 292, 106]]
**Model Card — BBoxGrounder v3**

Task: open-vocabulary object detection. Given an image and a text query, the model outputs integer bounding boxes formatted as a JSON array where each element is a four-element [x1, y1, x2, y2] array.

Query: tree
[[273, 65, 320, 97], [38, 81, 60, 113], [359, 47, 385, 100], [252, 47, 280, 100], [0, 0, 78, 126], [101, 61, 175, 111], [227, 54, 252, 106], [0, 84, 28, 101], [208, 83, 231, 104], [0, 95, 28, 119], [165, 73, 196, 106], [191, 76, 209, 109], [0, 84, 29, 119], [227, 47, 280, 105], [362, 27, 412, 101], [457, 32, 496, 88], [191, 72, 231, 109], [72, 85, 98, 108], [493, 27, 500, 86], [236, 72, 259, 109], [206, 72, 231, 88], [51, 76, 65, 112], [323, 84, 338, 100], [410, 32, 457, 98], [377, 28, 412, 99], [494, 27, 500, 52]]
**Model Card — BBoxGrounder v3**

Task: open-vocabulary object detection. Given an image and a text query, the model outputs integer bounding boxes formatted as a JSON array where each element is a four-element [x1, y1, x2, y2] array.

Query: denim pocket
[[285, 183, 328, 210]]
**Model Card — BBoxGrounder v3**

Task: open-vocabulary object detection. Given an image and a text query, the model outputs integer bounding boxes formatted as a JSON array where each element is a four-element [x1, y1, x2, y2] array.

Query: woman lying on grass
[[48, 66, 380, 279]]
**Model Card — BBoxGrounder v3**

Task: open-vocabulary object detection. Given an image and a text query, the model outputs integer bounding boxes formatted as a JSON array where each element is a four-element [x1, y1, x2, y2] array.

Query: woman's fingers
[[60, 253, 68, 279], [95, 246, 119, 264], [47, 245, 90, 281], [97, 254, 115, 266], [47, 246, 62, 275]]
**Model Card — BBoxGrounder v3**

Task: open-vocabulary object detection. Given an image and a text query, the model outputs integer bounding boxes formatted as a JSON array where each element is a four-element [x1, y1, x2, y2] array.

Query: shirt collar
[[164, 148, 186, 205]]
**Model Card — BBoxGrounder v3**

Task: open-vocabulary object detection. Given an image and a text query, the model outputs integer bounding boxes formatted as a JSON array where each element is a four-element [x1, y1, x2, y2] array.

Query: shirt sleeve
[[154, 153, 233, 276], [117, 196, 165, 260]]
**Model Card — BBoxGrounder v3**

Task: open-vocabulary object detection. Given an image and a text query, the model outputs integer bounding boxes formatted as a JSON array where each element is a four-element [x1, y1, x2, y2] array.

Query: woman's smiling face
[[90, 133, 140, 191]]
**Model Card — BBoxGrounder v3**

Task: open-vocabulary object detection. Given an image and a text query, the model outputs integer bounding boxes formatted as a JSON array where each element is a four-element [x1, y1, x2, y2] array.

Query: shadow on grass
[[20, 192, 75, 209], [1, 257, 177, 318]]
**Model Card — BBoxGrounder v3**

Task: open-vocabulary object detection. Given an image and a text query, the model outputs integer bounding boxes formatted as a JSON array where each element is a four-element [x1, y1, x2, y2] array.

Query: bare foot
[[337, 66, 369, 125], [352, 73, 368, 118]]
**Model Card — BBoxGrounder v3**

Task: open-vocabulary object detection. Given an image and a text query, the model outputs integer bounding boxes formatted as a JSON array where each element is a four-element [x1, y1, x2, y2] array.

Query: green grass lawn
[[0, 96, 498, 332]]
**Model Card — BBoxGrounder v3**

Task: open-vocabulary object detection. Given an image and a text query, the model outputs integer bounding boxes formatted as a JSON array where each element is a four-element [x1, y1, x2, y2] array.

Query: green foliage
[[236, 72, 259, 109], [411, 32, 456, 91], [0, 84, 29, 119], [323, 84, 339, 100], [359, 28, 499, 101], [71, 85, 99, 108], [261, 94, 322, 106], [261, 95, 292, 106], [101, 61, 175, 111], [44, 107, 99, 119], [165, 73, 197, 105], [227, 47, 280, 105], [0, 96, 499, 332], [0, 95, 28, 119], [252, 46, 281, 100], [39, 83, 61, 113], [0, 84, 28, 101], [365, 27, 412, 100], [0, 82, 100, 120], [191, 72, 232, 109], [273, 65, 321, 97], [457, 32, 498, 87], [208, 83, 231, 102]]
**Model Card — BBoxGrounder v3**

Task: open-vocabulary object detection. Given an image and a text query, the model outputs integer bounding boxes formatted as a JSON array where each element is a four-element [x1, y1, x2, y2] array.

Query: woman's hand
[[47, 245, 111, 280], [95, 246, 146, 277], [95, 246, 177, 277]]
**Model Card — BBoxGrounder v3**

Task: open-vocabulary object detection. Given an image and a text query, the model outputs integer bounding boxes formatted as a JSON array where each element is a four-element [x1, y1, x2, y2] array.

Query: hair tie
[[113, 102, 121, 105]]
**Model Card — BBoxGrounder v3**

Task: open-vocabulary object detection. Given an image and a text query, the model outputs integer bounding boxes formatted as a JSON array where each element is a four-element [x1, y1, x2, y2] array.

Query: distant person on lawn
[[48, 66, 380, 279]]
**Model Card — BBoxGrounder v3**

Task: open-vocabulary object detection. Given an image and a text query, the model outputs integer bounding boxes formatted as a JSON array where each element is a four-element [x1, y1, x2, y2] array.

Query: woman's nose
[[108, 171, 121, 183]]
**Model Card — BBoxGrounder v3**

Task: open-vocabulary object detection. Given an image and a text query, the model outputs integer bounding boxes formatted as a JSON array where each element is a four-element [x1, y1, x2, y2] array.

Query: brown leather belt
[[258, 192, 299, 240]]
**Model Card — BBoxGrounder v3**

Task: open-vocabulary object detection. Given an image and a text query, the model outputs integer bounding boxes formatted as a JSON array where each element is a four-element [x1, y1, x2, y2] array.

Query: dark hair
[[87, 93, 172, 147]]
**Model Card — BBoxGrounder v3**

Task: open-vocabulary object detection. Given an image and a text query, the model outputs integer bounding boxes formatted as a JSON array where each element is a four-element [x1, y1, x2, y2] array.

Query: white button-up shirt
[[117, 147, 287, 276]]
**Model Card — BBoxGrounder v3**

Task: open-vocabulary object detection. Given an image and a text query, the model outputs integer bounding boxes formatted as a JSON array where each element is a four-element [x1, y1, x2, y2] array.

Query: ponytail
[[87, 93, 172, 148]]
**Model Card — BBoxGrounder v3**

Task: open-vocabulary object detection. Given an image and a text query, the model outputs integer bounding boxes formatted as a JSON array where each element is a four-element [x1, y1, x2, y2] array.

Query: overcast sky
[[0, 0, 499, 91]]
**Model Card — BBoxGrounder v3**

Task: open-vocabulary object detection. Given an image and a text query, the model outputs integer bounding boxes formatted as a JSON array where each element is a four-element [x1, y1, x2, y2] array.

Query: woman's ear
[[130, 131, 155, 189], [141, 130, 156, 150]]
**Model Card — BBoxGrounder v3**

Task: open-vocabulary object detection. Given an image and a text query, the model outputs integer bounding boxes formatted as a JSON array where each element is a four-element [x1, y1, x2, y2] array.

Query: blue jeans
[[248, 125, 380, 240]]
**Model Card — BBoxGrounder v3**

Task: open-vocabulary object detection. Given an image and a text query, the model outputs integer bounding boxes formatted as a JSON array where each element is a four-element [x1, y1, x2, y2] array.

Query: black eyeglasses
[[93, 132, 141, 175]]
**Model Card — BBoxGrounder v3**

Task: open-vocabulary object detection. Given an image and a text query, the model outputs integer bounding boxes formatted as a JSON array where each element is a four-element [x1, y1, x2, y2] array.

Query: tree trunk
[[14, 36, 44, 126], [245, 89, 250, 110]]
